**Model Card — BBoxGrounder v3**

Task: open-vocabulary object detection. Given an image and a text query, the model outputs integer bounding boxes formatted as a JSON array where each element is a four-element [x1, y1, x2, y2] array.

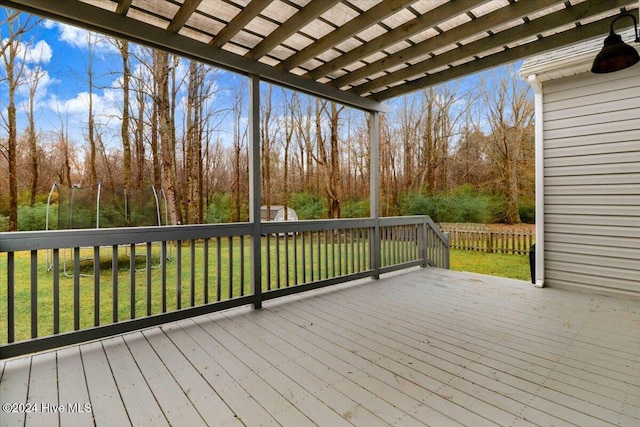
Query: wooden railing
[[438, 223, 535, 254], [0, 216, 448, 358]]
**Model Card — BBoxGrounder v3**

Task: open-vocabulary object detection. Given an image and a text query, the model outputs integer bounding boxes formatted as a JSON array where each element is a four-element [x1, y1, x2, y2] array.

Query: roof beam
[[370, 14, 622, 101], [279, 0, 419, 71], [245, 0, 342, 60], [209, 0, 274, 48], [332, 0, 563, 89], [167, 0, 203, 33], [1, 0, 388, 112], [356, 0, 630, 96], [305, 0, 494, 81]]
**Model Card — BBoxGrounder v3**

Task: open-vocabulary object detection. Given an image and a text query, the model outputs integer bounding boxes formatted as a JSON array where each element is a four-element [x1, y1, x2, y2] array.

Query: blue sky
[[1, 12, 247, 149]]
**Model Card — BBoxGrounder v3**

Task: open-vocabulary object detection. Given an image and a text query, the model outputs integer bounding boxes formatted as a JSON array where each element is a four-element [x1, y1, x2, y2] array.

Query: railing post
[[249, 74, 262, 309], [443, 232, 450, 269], [420, 217, 428, 267], [369, 111, 380, 279]]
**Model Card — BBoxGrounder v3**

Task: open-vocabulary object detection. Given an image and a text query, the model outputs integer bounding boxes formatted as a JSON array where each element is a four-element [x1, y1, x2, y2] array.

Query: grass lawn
[[0, 236, 375, 343], [1, 240, 530, 344], [449, 248, 532, 281]]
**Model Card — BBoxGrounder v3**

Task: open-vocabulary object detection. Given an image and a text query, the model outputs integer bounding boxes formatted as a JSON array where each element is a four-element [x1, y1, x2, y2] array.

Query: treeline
[[0, 13, 534, 231]]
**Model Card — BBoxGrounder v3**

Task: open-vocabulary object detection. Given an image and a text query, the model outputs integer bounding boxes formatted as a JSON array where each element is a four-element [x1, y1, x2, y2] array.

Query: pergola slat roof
[[2, 0, 637, 111]]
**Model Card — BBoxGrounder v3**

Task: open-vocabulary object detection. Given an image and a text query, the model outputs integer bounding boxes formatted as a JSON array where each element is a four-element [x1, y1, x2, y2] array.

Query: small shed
[[260, 205, 298, 222], [519, 28, 640, 297]]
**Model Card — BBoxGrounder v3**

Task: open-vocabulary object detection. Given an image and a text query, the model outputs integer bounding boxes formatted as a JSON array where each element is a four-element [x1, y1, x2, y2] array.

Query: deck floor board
[[101, 336, 169, 427], [56, 346, 93, 427], [1, 268, 639, 426], [80, 341, 130, 427], [0, 357, 31, 427]]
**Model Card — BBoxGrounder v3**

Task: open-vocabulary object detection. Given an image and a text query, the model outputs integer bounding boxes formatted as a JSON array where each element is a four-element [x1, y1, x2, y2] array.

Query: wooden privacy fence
[[438, 223, 535, 255]]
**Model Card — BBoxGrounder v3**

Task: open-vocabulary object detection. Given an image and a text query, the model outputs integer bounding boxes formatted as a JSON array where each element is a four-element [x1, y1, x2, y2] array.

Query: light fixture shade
[[591, 32, 640, 73]]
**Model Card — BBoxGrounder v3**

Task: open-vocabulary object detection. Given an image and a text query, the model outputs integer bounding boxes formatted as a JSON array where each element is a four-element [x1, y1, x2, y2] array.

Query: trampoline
[[45, 182, 170, 275]]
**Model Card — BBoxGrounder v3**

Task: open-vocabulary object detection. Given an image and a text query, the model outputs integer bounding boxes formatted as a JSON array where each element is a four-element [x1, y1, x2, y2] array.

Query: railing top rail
[[379, 215, 426, 225], [0, 215, 446, 253], [261, 217, 376, 233], [0, 222, 255, 252], [423, 217, 450, 247]]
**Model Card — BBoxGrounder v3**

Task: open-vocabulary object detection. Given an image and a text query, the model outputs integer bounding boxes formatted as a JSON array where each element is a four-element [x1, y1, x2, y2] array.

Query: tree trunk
[[28, 68, 41, 206], [118, 40, 132, 189], [155, 50, 180, 225], [86, 34, 98, 185], [134, 83, 146, 189], [261, 84, 273, 213]]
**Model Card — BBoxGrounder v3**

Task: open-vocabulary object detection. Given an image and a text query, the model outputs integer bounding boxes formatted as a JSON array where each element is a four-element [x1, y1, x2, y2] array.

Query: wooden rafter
[[115, 0, 132, 16], [332, 0, 563, 89], [209, 0, 275, 48], [279, 0, 419, 71], [305, 0, 494, 81], [245, 0, 342, 60], [167, 0, 203, 33], [357, 0, 631, 97], [371, 15, 616, 100]]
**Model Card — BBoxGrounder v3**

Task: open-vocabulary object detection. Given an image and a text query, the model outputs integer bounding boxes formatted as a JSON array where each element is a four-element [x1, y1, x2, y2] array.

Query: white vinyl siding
[[542, 68, 640, 295]]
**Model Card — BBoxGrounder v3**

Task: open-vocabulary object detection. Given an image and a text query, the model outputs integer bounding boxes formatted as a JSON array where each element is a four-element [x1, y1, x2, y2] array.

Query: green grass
[[1, 238, 529, 344], [0, 235, 377, 343], [449, 249, 532, 281]]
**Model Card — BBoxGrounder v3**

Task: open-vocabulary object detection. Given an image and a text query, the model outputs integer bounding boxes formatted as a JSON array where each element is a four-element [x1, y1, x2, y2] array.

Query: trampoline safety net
[[52, 183, 166, 230]]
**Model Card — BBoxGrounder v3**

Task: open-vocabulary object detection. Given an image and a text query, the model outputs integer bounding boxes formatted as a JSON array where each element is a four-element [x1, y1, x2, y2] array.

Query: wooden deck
[[1, 268, 639, 426]]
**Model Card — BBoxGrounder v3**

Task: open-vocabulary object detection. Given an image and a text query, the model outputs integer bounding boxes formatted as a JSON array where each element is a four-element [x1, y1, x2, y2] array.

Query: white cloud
[[52, 22, 87, 49], [25, 39, 52, 64], [46, 21, 117, 56], [42, 81, 125, 148], [16, 66, 54, 101], [0, 37, 52, 65]]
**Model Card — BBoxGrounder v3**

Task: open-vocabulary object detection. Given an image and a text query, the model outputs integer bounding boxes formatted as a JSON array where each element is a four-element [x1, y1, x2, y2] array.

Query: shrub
[[519, 200, 536, 224], [289, 192, 326, 219], [0, 214, 8, 232], [17, 202, 52, 231], [341, 198, 369, 218], [399, 187, 503, 223], [399, 192, 441, 220], [206, 193, 232, 223]]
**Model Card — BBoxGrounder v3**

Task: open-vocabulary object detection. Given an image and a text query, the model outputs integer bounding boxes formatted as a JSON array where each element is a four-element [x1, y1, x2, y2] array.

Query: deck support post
[[369, 111, 381, 279], [249, 74, 263, 308]]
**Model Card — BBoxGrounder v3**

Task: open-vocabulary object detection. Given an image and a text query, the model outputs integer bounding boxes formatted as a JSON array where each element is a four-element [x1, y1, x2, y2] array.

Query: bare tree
[[84, 32, 98, 185], [292, 95, 315, 193], [450, 123, 489, 189], [480, 66, 534, 223], [129, 46, 155, 189], [314, 100, 344, 219], [281, 90, 297, 217], [133, 79, 147, 189], [184, 60, 201, 224], [182, 61, 225, 224], [398, 93, 421, 191], [153, 50, 180, 224], [26, 63, 45, 205], [417, 85, 459, 193], [115, 39, 132, 189], [260, 84, 276, 213], [231, 82, 247, 221], [380, 114, 400, 215], [0, 11, 38, 230]]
